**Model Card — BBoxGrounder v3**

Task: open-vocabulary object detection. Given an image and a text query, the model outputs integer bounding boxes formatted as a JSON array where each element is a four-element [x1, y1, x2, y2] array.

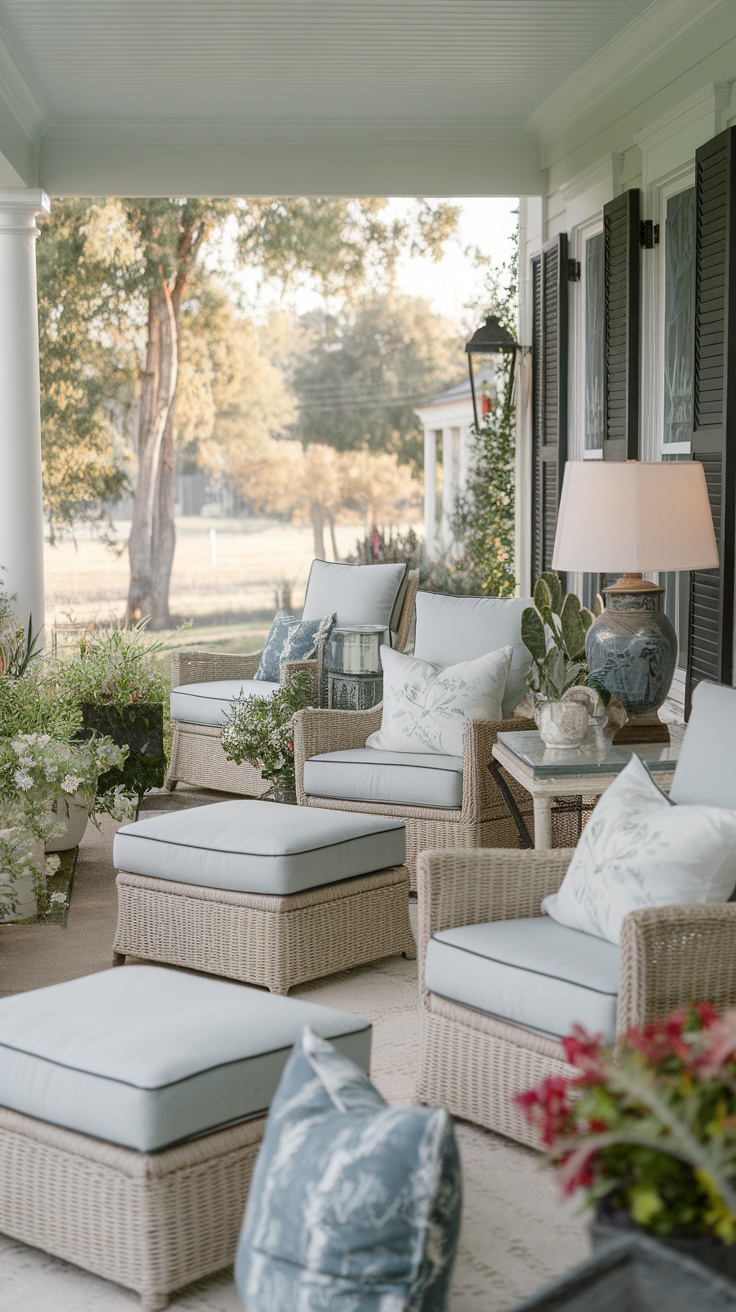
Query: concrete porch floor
[[0, 808, 588, 1311]]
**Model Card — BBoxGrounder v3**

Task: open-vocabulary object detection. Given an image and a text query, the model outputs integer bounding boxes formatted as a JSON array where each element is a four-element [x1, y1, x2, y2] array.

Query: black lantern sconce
[[464, 314, 518, 431]]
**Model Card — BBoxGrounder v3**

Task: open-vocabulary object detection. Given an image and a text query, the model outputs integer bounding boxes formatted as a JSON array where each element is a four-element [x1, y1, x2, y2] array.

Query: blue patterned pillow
[[235, 1028, 461, 1311], [255, 611, 334, 682]]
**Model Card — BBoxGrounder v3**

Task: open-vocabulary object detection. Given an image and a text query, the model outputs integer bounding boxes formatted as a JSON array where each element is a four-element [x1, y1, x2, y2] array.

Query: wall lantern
[[464, 314, 518, 431]]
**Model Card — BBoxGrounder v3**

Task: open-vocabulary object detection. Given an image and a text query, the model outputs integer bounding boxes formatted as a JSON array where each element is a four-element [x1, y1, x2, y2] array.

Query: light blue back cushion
[[302, 559, 408, 631], [235, 1028, 462, 1312], [414, 592, 533, 717], [255, 611, 334, 682]]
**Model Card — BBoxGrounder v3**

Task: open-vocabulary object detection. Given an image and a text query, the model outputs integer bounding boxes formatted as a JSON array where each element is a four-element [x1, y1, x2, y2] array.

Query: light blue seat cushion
[[302, 559, 408, 634], [236, 1028, 461, 1312], [170, 678, 279, 726], [303, 748, 464, 809], [0, 966, 370, 1152], [413, 592, 532, 717], [113, 799, 406, 896], [425, 916, 620, 1042]]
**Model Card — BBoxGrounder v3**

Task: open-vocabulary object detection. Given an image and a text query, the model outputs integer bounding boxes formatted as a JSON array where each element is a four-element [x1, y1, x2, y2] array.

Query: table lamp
[[552, 460, 719, 743]]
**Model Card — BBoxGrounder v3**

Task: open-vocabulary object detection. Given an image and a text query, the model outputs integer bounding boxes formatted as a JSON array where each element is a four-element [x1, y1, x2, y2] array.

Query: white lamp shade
[[552, 461, 719, 574]]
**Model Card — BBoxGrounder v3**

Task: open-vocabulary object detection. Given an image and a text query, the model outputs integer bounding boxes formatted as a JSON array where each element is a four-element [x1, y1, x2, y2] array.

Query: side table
[[326, 624, 387, 711], [492, 726, 683, 849]]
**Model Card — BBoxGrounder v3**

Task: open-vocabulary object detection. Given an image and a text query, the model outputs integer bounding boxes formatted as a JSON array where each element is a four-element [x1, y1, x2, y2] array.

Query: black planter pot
[[80, 702, 166, 800], [592, 1200, 736, 1284]]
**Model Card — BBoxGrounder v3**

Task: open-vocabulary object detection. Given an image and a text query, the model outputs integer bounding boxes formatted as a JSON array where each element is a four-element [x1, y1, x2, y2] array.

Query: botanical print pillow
[[366, 644, 512, 757], [543, 753, 736, 945], [235, 1028, 461, 1312], [255, 611, 334, 683]]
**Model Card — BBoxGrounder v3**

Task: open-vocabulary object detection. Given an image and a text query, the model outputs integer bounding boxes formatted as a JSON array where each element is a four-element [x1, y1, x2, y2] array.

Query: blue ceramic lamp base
[[585, 574, 677, 744]]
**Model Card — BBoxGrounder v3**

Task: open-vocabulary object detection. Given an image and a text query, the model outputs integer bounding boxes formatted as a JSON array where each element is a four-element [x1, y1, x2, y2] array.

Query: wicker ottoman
[[112, 800, 416, 993], [0, 965, 370, 1310]]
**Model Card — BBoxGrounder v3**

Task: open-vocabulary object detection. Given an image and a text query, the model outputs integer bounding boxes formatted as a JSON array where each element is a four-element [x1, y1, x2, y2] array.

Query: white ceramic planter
[[538, 698, 589, 748], [0, 839, 44, 922], [45, 794, 90, 853]]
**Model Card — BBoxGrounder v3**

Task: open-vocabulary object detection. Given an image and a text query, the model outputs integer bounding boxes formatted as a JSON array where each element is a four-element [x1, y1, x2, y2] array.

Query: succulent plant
[[522, 572, 601, 703]]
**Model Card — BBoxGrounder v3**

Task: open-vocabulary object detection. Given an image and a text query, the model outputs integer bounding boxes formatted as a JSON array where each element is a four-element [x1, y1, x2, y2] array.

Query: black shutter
[[531, 234, 568, 582], [603, 190, 641, 461], [686, 127, 736, 709]]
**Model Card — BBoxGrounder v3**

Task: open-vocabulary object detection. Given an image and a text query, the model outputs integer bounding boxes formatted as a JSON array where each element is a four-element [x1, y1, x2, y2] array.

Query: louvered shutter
[[530, 234, 569, 581], [603, 190, 641, 461], [686, 127, 736, 709]]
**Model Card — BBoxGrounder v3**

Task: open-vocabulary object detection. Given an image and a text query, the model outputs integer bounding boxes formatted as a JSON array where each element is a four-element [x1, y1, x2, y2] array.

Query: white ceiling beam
[[38, 135, 544, 197]]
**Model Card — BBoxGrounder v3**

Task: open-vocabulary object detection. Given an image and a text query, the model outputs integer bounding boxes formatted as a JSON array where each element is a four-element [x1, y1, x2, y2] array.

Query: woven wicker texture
[[415, 848, 736, 1148], [114, 865, 416, 994], [165, 571, 419, 795], [0, 1105, 264, 1310], [293, 705, 549, 886]]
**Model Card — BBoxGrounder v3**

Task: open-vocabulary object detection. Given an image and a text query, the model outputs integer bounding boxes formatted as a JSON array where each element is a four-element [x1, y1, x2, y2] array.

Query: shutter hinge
[[639, 220, 660, 249], [567, 258, 581, 282]]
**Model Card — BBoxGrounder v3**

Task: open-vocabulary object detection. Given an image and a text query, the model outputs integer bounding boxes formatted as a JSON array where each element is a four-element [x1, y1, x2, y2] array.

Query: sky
[[218, 197, 518, 332]]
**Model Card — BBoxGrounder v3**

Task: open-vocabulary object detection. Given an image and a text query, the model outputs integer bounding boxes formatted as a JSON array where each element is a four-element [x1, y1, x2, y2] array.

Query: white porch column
[[0, 191, 49, 638], [423, 426, 437, 558], [441, 426, 454, 549]]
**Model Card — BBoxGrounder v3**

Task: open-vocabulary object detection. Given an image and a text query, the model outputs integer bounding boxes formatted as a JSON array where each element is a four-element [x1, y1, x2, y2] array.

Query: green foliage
[[517, 1004, 736, 1244], [56, 619, 169, 707], [522, 575, 596, 701], [0, 668, 81, 742], [37, 199, 139, 539], [451, 230, 519, 597], [349, 526, 482, 595], [293, 292, 461, 471], [220, 671, 314, 798], [80, 703, 165, 803]]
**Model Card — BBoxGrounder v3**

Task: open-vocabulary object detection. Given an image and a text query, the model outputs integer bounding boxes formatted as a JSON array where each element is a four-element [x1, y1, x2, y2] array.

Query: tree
[[293, 291, 460, 470], [451, 231, 518, 597], [37, 197, 458, 625], [37, 200, 141, 541]]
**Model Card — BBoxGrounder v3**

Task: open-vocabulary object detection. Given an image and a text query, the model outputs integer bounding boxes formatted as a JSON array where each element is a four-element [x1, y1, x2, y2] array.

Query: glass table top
[[495, 726, 684, 778]]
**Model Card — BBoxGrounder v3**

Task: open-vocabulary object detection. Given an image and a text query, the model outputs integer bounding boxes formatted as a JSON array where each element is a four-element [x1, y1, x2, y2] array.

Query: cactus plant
[[522, 573, 601, 703]]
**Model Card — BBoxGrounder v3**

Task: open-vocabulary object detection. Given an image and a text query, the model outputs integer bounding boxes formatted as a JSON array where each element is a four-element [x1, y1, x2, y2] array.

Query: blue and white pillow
[[255, 611, 335, 683], [235, 1028, 462, 1312]]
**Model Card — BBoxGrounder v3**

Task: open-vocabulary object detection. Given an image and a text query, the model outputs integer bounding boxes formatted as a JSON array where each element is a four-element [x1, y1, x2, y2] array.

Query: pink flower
[[562, 1025, 607, 1084]]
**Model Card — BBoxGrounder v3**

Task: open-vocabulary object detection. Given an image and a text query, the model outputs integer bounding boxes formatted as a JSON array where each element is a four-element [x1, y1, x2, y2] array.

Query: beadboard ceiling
[[0, 0, 713, 195]]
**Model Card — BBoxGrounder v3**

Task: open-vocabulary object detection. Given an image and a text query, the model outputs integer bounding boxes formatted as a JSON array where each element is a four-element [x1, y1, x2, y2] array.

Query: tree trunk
[[125, 283, 178, 623], [327, 512, 340, 561], [151, 407, 177, 627], [311, 501, 326, 558]]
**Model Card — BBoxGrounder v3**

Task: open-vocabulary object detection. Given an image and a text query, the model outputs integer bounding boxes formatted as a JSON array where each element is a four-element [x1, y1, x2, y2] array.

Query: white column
[[441, 426, 455, 549], [423, 427, 437, 558], [0, 191, 50, 639]]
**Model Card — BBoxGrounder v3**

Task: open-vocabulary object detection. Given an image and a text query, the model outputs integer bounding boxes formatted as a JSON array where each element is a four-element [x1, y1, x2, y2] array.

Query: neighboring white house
[[415, 367, 495, 558]]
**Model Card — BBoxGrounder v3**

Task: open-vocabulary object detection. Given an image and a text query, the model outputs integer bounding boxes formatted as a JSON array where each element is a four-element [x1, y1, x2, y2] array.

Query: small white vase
[[538, 696, 589, 749], [45, 794, 90, 853], [0, 839, 44, 922]]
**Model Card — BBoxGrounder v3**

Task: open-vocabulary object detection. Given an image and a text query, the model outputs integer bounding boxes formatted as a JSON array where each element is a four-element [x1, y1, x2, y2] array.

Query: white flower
[[49, 891, 67, 905], [13, 770, 33, 792], [45, 854, 61, 877], [60, 774, 84, 795]]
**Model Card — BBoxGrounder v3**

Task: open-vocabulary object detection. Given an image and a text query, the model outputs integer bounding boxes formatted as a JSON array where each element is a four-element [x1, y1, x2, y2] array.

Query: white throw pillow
[[365, 644, 512, 757], [542, 753, 736, 945]]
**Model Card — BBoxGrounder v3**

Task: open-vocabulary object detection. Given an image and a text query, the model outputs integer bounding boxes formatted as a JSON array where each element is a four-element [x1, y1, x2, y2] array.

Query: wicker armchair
[[416, 682, 736, 1148], [416, 847, 736, 1148], [294, 705, 537, 884], [166, 567, 418, 796]]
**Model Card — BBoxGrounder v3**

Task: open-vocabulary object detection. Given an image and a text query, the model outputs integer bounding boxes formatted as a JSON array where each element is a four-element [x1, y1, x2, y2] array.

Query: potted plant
[[0, 731, 131, 852], [220, 670, 314, 803], [521, 573, 604, 747], [58, 620, 168, 804], [515, 1004, 736, 1282]]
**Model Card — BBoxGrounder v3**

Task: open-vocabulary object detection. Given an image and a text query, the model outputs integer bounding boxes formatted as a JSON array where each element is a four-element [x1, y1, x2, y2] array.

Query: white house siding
[[517, 2, 736, 713]]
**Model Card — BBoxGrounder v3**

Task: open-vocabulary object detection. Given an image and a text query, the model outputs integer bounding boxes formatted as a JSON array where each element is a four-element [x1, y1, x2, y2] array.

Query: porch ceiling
[[0, 0, 708, 196]]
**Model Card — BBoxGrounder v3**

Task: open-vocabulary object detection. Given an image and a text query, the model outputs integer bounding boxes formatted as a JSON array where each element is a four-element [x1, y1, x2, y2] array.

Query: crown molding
[[528, 0, 730, 148], [559, 153, 623, 202], [0, 22, 47, 141], [634, 83, 731, 153]]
